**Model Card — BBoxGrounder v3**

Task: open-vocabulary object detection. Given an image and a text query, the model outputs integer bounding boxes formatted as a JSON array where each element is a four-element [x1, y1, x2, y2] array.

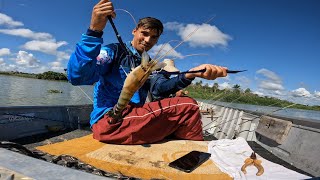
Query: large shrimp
[[109, 51, 164, 119]]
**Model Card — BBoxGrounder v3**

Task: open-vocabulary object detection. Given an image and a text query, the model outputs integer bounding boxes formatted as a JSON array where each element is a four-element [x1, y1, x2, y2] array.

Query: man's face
[[132, 27, 160, 54]]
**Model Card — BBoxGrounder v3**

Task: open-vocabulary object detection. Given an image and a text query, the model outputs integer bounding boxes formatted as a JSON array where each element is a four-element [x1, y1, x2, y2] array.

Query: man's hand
[[185, 64, 227, 80], [176, 90, 189, 97], [90, 0, 116, 32]]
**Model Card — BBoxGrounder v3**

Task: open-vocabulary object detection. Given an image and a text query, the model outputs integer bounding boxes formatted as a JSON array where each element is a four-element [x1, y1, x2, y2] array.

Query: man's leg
[[92, 96, 203, 144]]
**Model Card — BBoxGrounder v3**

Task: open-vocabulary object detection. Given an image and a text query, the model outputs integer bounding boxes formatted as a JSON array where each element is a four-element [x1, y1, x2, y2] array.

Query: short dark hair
[[136, 17, 163, 36]]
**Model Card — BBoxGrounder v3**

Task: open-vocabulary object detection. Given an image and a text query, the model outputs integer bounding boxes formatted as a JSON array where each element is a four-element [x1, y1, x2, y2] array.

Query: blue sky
[[0, 0, 320, 105]]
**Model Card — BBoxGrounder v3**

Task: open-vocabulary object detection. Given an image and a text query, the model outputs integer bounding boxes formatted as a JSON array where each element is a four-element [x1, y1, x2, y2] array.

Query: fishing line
[[176, 53, 209, 60], [114, 9, 137, 26], [120, 65, 129, 76], [202, 91, 247, 130], [62, 70, 93, 103], [203, 96, 307, 136], [77, 86, 93, 103], [197, 86, 230, 109], [153, 40, 181, 60], [250, 94, 301, 114], [202, 86, 274, 132]]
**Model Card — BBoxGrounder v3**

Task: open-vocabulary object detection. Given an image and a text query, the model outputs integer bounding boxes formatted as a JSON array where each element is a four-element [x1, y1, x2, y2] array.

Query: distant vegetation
[[0, 71, 67, 81], [185, 81, 320, 111], [36, 71, 67, 81], [1, 71, 319, 111]]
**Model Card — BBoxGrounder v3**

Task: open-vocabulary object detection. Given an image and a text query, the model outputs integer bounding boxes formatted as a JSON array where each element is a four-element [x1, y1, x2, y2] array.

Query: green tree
[[212, 83, 219, 93], [232, 84, 241, 94], [195, 80, 203, 87], [244, 88, 251, 94]]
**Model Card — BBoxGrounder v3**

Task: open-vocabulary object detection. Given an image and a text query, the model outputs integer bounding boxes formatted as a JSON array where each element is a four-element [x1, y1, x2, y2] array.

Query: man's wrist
[[86, 28, 103, 38], [183, 74, 195, 81], [184, 73, 195, 80]]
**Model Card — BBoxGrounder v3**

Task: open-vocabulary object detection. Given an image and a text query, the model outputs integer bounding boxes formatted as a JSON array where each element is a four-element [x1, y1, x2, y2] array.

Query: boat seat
[[255, 115, 292, 144]]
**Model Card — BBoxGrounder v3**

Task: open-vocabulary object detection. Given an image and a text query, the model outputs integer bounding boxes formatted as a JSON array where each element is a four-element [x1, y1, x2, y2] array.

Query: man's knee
[[174, 96, 198, 105]]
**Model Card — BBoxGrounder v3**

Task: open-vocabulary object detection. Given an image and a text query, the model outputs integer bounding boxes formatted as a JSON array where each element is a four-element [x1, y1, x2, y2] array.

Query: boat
[[0, 102, 319, 179]]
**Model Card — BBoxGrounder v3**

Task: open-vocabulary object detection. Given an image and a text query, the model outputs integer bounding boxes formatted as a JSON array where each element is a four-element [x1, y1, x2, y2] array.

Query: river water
[[1, 75, 319, 121], [0, 75, 94, 106]]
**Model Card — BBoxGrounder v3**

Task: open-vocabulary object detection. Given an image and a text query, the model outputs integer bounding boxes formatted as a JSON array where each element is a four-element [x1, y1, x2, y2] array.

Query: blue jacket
[[67, 34, 193, 126]]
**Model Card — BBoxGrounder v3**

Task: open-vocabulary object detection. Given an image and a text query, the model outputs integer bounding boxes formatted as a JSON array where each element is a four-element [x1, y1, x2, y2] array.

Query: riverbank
[[0, 71, 67, 81], [1, 72, 319, 111]]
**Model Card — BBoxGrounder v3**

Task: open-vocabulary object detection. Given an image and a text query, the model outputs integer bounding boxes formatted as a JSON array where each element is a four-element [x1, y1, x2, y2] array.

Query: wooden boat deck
[[7, 127, 313, 179]]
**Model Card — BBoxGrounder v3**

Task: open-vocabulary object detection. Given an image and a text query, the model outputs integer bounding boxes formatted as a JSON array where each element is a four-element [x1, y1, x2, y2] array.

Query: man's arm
[[150, 74, 193, 99], [67, 0, 115, 85], [67, 34, 103, 85], [150, 64, 228, 99]]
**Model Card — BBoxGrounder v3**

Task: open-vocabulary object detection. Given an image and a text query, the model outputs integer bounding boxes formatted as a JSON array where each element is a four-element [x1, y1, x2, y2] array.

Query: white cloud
[[164, 22, 184, 31], [0, 28, 53, 40], [254, 69, 319, 105], [314, 91, 320, 98], [15, 51, 40, 68], [291, 88, 311, 98], [22, 40, 68, 56], [256, 68, 282, 83], [0, 13, 70, 73], [149, 43, 183, 59], [164, 22, 232, 48], [235, 76, 250, 87], [0, 13, 24, 27], [0, 63, 17, 72], [56, 51, 70, 61], [253, 91, 264, 97], [274, 90, 283, 95], [256, 68, 284, 91], [0, 48, 11, 56], [259, 80, 284, 91], [49, 61, 65, 71], [219, 82, 232, 90]]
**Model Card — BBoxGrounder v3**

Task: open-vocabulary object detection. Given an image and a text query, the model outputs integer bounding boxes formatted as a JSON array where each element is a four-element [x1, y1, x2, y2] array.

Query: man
[[67, 0, 228, 145]]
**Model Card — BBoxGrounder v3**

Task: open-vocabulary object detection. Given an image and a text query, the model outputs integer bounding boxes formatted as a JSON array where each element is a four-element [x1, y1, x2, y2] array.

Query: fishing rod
[[107, 16, 137, 70], [107, 16, 129, 55], [153, 69, 247, 76]]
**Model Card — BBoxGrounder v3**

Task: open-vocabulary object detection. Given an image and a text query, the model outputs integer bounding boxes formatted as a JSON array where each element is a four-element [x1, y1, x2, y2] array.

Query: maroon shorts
[[92, 96, 203, 145]]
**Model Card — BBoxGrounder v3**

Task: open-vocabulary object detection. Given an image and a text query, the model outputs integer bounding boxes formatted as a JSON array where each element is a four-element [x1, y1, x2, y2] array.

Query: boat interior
[[0, 103, 319, 179]]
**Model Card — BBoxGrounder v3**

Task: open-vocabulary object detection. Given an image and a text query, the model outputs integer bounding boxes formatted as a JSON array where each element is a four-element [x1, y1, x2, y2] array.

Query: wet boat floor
[[5, 128, 314, 179]]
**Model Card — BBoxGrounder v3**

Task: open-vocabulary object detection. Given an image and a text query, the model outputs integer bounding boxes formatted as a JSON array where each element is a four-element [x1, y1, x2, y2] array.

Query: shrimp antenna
[[170, 53, 209, 60], [115, 8, 137, 26], [182, 53, 209, 59], [156, 16, 216, 61], [154, 40, 181, 60]]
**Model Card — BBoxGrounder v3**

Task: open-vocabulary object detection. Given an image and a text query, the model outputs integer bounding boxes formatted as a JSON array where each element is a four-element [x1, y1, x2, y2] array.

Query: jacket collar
[[126, 41, 141, 59]]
